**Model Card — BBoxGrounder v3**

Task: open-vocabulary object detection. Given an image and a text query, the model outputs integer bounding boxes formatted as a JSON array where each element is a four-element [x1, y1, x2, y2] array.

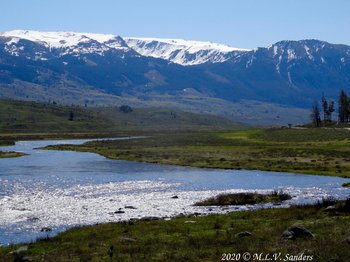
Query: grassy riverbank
[[0, 140, 15, 146], [0, 131, 134, 159], [195, 192, 292, 206], [0, 151, 26, 158], [0, 139, 25, 158], [44, 128, 350, 178], [1, 200, 349, 262]]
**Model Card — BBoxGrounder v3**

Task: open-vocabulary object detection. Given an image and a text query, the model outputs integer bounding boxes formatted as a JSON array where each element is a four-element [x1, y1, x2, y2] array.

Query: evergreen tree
[[321, 94, 328, 122], [69, 111, 74, 121], [310, 101, 321, 127], [119, 105, 133, 113], [338, 90, 349, 123], [321, 95, 335, 124], [328, 101, 335, 122]]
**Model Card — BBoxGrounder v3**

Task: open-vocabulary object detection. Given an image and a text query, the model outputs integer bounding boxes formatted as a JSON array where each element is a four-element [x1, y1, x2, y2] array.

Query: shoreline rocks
[[281, 225, 314, 240]]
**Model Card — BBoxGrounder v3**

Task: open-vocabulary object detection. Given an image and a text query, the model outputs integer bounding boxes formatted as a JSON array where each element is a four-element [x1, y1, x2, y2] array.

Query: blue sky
[[1, 0, 349, 49]]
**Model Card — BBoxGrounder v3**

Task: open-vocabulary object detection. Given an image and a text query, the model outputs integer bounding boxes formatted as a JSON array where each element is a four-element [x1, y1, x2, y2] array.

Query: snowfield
[[0, 29, 249, 65], [125, 37, 250, 65]]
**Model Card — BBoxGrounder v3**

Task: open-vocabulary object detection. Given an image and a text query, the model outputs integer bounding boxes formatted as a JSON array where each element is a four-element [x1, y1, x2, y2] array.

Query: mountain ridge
[[1, 30, 347, 66], [125, 37, 249, 65], [1, 30, 350, 125]]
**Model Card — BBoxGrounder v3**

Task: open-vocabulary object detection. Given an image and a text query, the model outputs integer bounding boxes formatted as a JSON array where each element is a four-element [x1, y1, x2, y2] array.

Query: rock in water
[[141, 216, 160, 221], [125, 206, 137, 209], [40, 227, 52, 232]]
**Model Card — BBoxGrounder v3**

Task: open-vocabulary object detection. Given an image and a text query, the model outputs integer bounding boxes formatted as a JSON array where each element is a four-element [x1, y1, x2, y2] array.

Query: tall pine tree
[[310, 101, 321, 127], [338, 90, 349, 123], [322, 94, 328, 122]]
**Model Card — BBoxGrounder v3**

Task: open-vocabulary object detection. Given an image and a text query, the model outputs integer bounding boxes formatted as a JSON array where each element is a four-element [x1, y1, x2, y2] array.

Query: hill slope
[[0, 100, 247, 133]]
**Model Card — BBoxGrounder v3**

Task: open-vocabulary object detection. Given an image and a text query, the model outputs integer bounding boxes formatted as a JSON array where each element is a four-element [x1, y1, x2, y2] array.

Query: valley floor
[[1, 128, 350, 261]]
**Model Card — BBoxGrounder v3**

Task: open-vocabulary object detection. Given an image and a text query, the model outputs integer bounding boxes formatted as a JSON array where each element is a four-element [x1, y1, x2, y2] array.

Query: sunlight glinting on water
[[0, 139, 349, 245]]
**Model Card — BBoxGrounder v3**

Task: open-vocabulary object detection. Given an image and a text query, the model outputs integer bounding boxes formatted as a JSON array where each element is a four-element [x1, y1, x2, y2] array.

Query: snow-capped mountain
[[206, 39, 350, 107], [0, 30, 250, 66], [1, 29, 350, 124], [125, 37, 250, 65], [0, 30, 133, 59], [266, 40, 350, 69]]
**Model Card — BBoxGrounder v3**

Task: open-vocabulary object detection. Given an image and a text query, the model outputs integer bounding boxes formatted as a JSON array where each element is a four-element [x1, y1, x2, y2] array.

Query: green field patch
[[256, 128, 350, 142], [0, 99, 246, 135]]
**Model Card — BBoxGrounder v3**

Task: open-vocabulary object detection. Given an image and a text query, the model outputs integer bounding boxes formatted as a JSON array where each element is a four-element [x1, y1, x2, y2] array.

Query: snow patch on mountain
[[125, 37, 250, 65], [0, 30, 132, 59], [0, 30, 128, 49], [304, 45, 314, 60]]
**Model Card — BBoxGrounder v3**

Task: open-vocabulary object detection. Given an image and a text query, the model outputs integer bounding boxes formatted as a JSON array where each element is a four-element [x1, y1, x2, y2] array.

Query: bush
[[119, 105, 133, 113]]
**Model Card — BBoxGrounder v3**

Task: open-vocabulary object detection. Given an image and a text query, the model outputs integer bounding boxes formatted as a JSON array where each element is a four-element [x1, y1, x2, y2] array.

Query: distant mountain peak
[[0, 30, 128, 49], [0, 30, 134, 60], [125, 37, 250, 65]]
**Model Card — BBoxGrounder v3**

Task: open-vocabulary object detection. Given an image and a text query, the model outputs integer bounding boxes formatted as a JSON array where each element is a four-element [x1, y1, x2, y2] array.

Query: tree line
[[311, 89, 350, 127]]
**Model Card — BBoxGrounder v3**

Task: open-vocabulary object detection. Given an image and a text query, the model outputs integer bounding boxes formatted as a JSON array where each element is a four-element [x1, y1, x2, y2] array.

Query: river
[[0, 138, 349, 245]]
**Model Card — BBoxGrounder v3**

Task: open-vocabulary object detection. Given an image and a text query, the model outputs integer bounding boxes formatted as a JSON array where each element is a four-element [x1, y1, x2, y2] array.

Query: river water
[[0, 138, 349, 245]]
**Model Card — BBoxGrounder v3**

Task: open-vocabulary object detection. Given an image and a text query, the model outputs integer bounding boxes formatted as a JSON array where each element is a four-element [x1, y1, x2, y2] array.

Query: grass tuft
[[194, 191, 292, 206]]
